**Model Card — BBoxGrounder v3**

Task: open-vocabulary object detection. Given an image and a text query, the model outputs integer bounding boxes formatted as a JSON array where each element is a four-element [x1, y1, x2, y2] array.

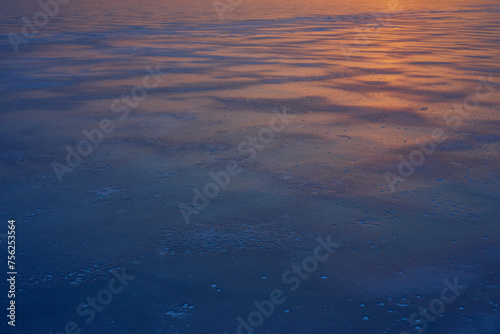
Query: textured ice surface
[[1, 0, 499, 333]]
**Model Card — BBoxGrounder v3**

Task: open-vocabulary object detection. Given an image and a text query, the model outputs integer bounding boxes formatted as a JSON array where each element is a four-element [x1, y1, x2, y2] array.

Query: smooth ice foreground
[[0, 0, 499, 333]]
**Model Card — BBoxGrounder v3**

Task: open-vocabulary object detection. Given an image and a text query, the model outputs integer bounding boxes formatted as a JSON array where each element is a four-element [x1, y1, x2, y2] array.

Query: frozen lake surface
[[0, 0, 499, 333]]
